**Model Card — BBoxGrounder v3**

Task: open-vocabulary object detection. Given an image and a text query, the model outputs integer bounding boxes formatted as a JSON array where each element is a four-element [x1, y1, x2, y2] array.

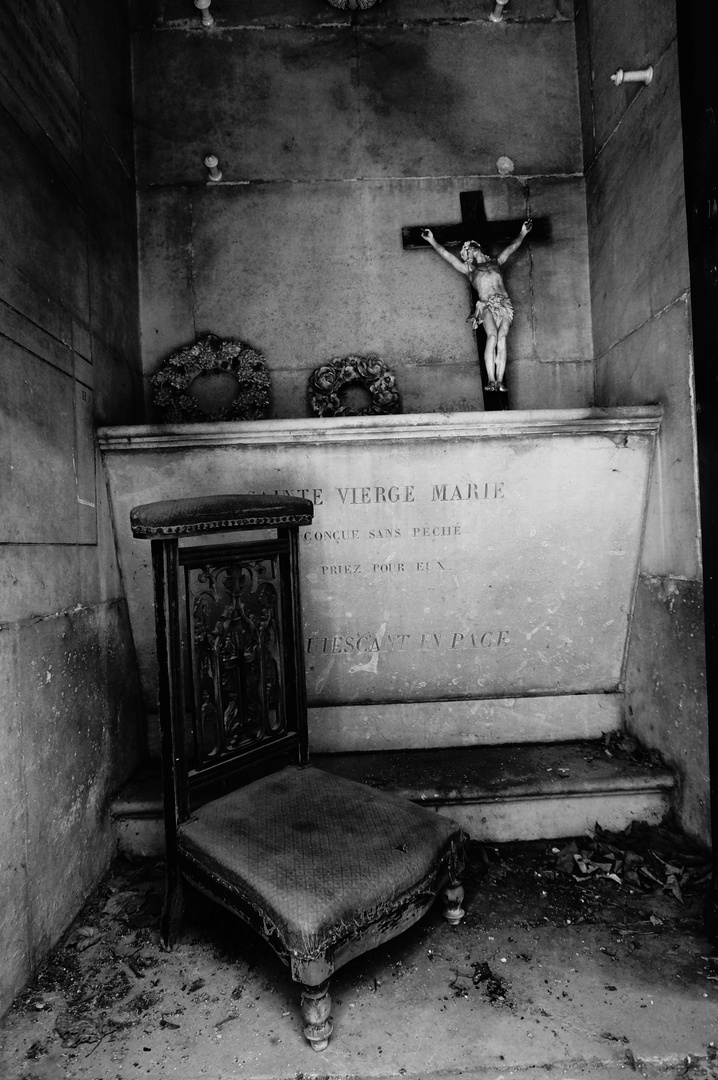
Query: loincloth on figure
[[469, 293, 514, 330]]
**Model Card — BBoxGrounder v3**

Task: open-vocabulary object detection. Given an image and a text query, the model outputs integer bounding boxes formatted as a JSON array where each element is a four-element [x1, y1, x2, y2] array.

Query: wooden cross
[[403, 190, 549, 411]]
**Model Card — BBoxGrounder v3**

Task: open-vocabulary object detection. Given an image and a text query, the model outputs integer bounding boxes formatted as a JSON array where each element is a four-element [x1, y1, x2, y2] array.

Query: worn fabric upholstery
[[130, 493, 314, 538], [179, 765, 462, 960]]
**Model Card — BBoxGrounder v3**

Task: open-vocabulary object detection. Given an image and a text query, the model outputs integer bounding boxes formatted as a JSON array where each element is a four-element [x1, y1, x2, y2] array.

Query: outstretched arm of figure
[[421, 229, 469, 275], [496, 219, 532, 266]]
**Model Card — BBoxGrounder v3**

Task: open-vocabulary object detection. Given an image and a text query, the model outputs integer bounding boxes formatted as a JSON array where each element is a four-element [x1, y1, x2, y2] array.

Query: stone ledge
[[98, 405, 663, 450], [111, 740, 675, 853], [313, 741, 674, 804]]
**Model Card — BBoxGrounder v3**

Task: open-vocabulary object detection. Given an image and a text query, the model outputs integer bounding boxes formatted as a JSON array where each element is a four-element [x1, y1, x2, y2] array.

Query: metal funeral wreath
[[151, 333, 271, 423], [308, 355, 401, 417]]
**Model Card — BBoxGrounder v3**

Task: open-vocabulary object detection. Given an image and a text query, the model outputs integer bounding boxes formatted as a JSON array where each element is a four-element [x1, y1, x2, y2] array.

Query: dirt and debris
[[596, 730, 668, 769], [552, 821, 711, 902], [465, 820, 711, 929], [12, 859, 167, 1058], [0, 830, 715, 1079], [470, 960, 513, 1007], [677, 1047, 718, 1080]]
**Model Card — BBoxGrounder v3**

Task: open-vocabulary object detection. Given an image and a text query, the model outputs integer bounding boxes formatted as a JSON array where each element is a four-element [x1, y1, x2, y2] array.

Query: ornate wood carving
[[185, 552, 287, 769]]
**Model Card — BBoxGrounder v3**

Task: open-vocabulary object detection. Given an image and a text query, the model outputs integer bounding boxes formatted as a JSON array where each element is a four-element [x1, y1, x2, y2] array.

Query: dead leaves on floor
[[15, 860, 167, 1054], [12, 823, 715, 1064], [597, 730, 668, 769], [553, 822, 712, 903], [467, 820, 711, 913]]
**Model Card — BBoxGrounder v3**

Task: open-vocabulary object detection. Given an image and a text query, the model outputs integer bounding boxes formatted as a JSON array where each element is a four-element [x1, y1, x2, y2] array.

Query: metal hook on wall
[[194, 0, 214, 27], [611, 66, 653, 86], [490, 0, 509, 23], [204, 155, 222, 181]]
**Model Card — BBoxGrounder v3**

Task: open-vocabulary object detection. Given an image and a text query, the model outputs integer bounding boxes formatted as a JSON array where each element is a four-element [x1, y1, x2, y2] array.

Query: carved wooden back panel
[[149, 527, 309, 825], [181, 541, 293, 773]]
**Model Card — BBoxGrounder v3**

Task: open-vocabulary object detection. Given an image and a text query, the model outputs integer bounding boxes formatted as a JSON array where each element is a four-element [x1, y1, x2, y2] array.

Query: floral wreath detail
[[308, 355, 401, 417], [151, 333, 271, 423]]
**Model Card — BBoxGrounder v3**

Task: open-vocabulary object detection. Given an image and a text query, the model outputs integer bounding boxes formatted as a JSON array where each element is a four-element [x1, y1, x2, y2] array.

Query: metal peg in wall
[[490, 0, 509, 22], [204, 155, 222, 181], [611, 66, 653, 86], [194, 0, 214, 27]]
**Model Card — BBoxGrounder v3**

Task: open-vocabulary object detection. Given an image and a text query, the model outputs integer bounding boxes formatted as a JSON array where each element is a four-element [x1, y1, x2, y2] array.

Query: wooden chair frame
[[131, 494, 467, 1050]]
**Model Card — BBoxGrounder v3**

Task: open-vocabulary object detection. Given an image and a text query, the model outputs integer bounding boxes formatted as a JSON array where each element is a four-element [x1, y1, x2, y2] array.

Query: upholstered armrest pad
[[178, 765, 464, 961], [130, 493, 314, 538]]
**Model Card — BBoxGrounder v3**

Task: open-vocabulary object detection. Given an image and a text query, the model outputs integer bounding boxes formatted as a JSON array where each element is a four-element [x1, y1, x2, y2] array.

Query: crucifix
[[402, 190, 549, 411]]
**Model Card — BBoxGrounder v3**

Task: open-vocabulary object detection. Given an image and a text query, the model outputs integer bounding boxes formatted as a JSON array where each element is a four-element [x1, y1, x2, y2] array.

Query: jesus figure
[[421, 220, 532, 393]]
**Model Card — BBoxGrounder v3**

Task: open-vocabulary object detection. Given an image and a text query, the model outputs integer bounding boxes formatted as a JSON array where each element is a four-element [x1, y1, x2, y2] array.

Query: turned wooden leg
[[160, 874, 185, 949], [300, 979, 332, 1051], [441, 881, 466, 925]]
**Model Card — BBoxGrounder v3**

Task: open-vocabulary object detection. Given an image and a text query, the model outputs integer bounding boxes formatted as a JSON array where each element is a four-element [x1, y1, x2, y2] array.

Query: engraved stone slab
[[99, 408, 660, 750]]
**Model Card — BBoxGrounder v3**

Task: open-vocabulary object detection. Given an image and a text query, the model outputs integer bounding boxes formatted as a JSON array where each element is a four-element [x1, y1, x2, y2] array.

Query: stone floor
[[1, 828, 716, 1080]]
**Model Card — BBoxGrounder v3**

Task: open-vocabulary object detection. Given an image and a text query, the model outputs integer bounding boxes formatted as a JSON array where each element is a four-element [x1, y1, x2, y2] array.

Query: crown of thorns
[[460, 240, 483, 260]]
